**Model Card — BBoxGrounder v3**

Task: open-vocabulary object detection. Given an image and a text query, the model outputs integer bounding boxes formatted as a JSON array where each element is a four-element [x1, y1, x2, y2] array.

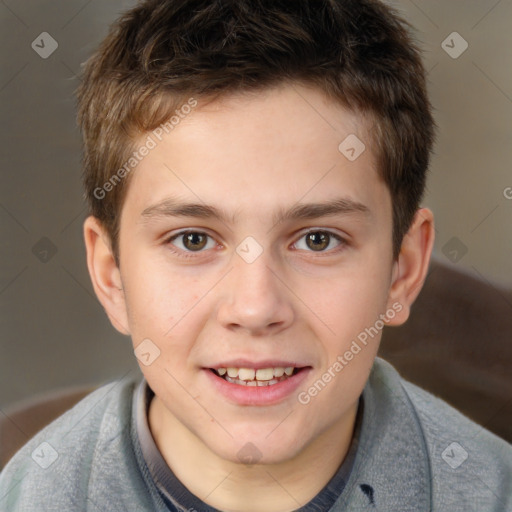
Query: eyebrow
[[140, 195, 371, 226]]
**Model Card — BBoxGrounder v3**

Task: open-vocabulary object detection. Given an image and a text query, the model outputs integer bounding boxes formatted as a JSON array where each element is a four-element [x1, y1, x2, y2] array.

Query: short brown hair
[[76, 0, 436, 264]]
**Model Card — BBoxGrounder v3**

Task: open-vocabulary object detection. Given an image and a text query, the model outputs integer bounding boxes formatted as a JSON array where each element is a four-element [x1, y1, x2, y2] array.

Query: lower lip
[[203, 368, 312, 406]]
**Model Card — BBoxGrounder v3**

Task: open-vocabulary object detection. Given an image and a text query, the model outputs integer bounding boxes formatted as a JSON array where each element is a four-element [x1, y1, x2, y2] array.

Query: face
[[115, 84, 397, 464]]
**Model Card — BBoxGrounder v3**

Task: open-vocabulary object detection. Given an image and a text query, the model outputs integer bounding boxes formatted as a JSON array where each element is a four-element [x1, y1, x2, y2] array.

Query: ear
[[83, 216, 131, 335], [385, 207, 435, 326]]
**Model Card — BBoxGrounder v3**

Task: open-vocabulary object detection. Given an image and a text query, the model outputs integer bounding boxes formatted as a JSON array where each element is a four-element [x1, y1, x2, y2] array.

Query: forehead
[[121, 83, 389, 223]]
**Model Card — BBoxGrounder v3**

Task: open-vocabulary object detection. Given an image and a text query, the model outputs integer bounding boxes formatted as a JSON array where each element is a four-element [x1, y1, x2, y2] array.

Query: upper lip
[[206, 359, 310, 369]]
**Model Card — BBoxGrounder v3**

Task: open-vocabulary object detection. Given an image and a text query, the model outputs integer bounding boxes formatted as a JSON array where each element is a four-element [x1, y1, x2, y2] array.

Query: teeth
[[255, 368, 274, 380], [238, 368, 256, 381], [224, 375, 285, 386], [227, 367, 239, 378], [214, 366, 297, 381]]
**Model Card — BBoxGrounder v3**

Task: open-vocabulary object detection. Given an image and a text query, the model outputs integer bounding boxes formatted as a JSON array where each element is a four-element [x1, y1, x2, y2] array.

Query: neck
[[148, 397, 359, 512]]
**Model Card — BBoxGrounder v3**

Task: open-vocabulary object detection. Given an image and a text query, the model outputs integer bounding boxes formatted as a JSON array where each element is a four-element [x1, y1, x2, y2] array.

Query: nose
[[216, 249, 295, 337]]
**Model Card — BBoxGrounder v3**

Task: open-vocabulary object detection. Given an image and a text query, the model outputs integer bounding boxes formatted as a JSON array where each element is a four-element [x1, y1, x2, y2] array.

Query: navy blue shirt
[[132, 378, 364, 512]]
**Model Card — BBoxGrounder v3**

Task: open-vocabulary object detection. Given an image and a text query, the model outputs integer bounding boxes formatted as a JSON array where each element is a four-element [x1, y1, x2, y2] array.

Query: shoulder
[[401, 373, 512, 463], [376, 358, 512, 510], [0, 375, 141, 511]]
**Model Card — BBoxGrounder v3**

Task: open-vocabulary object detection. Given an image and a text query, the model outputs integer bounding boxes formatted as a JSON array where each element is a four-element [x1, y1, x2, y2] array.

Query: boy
[[1, 0, 511, 510]]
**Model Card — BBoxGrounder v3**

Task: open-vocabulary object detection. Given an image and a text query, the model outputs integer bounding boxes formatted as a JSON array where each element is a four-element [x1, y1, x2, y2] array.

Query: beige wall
[[391, 0, 512, 285]]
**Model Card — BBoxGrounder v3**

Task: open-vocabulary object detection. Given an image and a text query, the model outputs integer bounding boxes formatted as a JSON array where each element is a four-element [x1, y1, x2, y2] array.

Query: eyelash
[[164, 229, 348, 259]]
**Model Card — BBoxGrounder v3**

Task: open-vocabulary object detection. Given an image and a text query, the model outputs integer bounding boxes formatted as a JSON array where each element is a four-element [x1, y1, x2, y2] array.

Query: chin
[[203, 428, 308, 466]]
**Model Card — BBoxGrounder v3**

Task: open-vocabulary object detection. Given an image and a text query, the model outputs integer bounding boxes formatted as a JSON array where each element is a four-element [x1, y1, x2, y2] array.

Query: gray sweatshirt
[[0, 357, 511, 511]]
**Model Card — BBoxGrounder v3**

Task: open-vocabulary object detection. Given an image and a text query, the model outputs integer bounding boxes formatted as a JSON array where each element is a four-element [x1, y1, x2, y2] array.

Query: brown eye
[[305, 231, 330, 251], [294, 230, 345, 254], [181, 232, 208, 251], [166, 231, 216, 257]]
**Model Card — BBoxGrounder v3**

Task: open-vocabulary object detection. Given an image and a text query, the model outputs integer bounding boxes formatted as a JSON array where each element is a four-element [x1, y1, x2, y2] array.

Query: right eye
[[165, 230, 217, 258]]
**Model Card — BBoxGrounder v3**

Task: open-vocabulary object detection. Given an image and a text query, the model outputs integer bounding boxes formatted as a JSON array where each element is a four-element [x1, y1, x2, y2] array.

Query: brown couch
[[379, 255, 512, 442], [1, 255, 511, 470]]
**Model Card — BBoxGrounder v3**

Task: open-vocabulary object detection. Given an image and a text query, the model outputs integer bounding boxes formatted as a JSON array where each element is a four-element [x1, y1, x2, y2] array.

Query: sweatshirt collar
[[331, 356, 432, 510]]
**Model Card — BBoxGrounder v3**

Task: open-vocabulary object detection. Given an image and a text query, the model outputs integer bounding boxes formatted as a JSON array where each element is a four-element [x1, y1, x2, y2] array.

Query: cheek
[[313, 260, 391, 351], [122, 251, 202, 339], [312, 270, 388, 404]]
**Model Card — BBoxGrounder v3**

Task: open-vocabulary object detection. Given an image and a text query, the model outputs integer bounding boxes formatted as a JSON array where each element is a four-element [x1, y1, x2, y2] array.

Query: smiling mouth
[[209, 366, 304, 387]]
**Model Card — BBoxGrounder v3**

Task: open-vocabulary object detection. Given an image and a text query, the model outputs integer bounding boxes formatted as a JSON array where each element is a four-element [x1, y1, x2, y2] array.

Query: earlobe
[[83, 216, 131, 335], [385, 208, 435, 327]]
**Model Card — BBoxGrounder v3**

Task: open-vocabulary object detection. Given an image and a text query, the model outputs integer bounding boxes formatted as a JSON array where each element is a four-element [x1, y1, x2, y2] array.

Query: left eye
[[293, 230, 344, 253]]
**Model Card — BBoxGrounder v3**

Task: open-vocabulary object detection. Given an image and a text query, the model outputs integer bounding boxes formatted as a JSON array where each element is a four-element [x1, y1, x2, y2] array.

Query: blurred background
[[1, 1, 511, 416]]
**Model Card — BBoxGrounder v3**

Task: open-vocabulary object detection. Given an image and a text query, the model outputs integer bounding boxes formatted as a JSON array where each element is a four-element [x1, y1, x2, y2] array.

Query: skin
[[84, 83, 434, 512]]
